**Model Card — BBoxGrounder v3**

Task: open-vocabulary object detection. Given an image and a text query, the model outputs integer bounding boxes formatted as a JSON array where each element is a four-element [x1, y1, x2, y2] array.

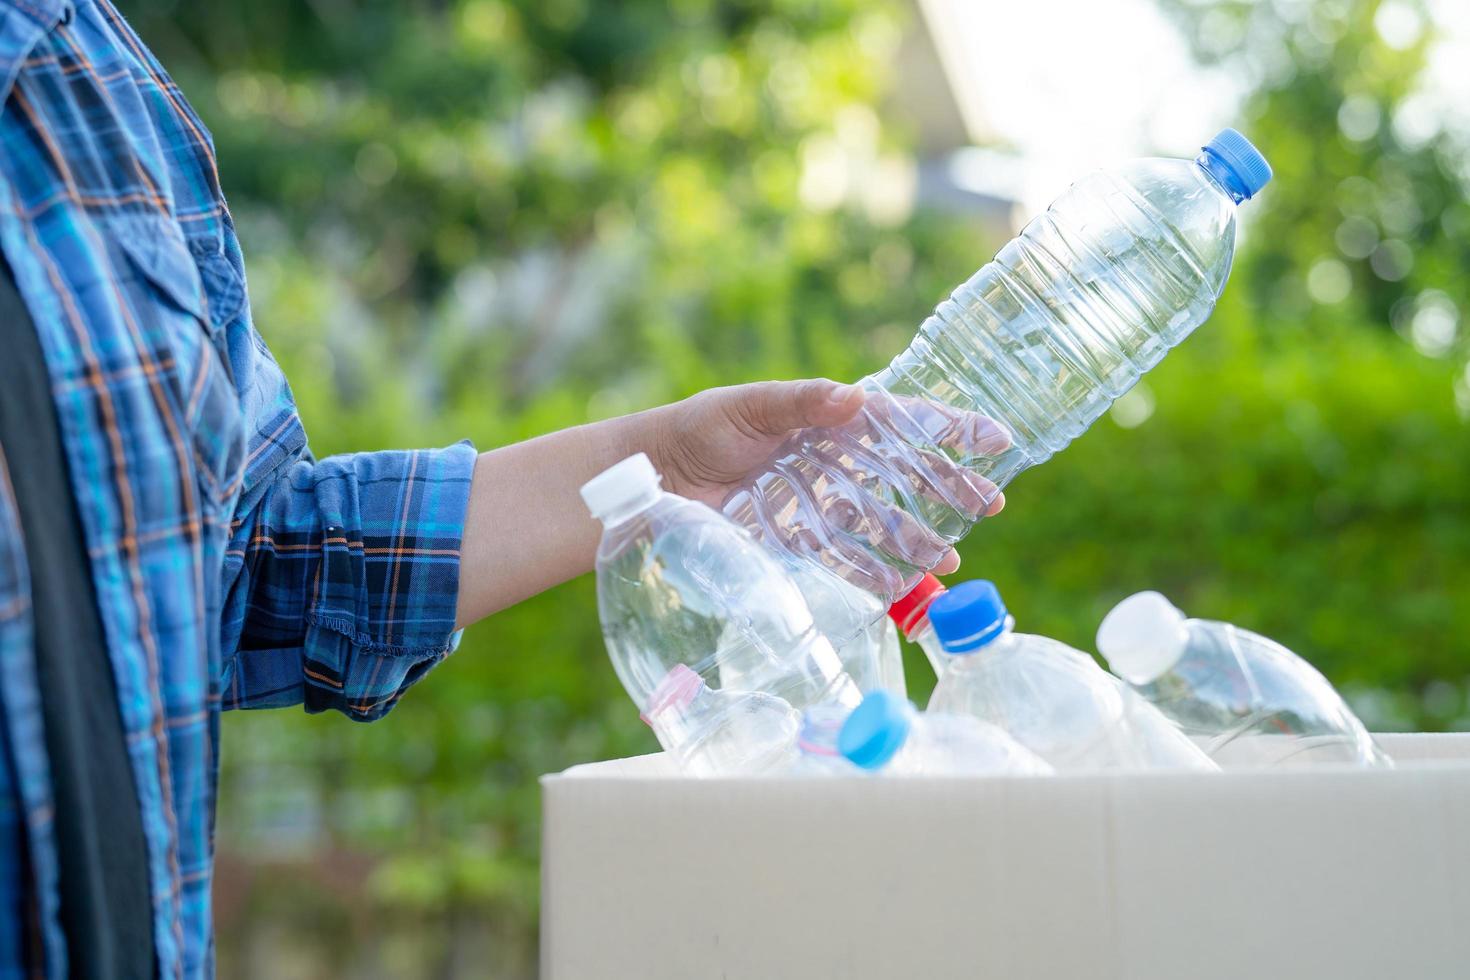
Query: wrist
[[636, 402, 687, 494], [588, 400, 681, 487], [611, 397, 710, 501]]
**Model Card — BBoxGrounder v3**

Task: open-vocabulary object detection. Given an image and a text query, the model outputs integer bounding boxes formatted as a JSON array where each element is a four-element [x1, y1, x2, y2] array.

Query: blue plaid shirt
[[0, 1, 477, 975]]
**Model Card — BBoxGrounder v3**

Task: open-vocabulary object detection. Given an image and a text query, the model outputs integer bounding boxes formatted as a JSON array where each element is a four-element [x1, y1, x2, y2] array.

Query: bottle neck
[[640, 664, 706, 726], [1195, 152, 1248, 205], [797, 705, 848, 757]]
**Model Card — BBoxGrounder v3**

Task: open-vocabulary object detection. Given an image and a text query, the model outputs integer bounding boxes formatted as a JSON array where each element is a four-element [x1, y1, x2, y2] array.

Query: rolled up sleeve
[[221, 441, 478, 721]]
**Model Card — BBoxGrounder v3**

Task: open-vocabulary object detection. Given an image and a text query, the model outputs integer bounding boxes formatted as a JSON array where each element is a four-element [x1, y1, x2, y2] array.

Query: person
[[0, 1, 999, 976]]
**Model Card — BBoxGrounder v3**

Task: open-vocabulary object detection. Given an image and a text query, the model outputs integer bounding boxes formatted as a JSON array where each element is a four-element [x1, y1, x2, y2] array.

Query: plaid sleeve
[[221, 441, 478, 721]]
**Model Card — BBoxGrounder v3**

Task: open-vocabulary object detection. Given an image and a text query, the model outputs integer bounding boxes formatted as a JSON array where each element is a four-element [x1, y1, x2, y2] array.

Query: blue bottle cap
[[838, 691, 913, 770], [1201, 129, 1272, 202], [927, 580, 1010, 655]]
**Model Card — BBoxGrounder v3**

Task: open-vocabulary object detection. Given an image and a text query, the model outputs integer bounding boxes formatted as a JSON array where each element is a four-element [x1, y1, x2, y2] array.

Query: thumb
[[731, 379, 865, 435]]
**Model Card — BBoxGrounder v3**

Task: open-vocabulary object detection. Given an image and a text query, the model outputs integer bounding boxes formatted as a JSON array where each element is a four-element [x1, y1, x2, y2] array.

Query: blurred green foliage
[[117, 0, 1470, 974]]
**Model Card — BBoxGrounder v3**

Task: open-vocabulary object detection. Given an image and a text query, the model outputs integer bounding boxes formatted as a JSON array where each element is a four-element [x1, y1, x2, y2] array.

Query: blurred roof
[[895, 0, 1245, 214], [885, 0, 997, 155]]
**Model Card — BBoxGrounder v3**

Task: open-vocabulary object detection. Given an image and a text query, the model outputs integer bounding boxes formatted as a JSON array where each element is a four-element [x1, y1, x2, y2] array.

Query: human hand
[[646, 379, 1009, 576], [455, 377, 1010, 626]]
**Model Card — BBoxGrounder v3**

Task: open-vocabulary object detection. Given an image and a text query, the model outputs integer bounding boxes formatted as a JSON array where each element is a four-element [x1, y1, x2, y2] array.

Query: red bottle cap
[[887, 574, 947, 638]]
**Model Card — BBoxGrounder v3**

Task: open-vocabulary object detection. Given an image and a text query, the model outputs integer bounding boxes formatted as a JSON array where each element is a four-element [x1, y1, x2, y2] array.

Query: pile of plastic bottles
[[582, 129, 1392, 778]]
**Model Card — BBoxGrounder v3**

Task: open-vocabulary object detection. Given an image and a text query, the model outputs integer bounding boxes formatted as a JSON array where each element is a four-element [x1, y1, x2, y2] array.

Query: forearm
[[454, 406, 672, 627]]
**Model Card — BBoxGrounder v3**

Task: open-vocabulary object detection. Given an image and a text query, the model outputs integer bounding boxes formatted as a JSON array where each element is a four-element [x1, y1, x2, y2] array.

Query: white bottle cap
[[579, 452, 662, 520], [1096, 591, 1189, 685]]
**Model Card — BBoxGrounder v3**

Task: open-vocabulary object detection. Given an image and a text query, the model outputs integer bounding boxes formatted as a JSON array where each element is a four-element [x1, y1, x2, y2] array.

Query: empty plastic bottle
[[837, 691, 1052, 776], [1096, 592, 1392, 769], [887, 573, 949, 680], [773, 547, 892, 667], [834, 610, 906, 698], [790, 703, 858, 775], [791, 693, 1050, 776], [926, 582, 1217, 772], [641, 665, 801, 776], [583, 454, 860, 775], [722, 131, 1272, 619]]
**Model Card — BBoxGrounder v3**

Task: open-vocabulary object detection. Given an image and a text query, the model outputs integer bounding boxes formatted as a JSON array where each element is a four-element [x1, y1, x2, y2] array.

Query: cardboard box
[[541, 734, 1470, 979]]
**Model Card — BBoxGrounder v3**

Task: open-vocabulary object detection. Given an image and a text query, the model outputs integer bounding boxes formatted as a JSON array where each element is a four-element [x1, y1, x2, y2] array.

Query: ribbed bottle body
[[725, 157, 1239, 613]]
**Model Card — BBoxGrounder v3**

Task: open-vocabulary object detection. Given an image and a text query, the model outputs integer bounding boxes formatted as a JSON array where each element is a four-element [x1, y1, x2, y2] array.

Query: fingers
[[900, 442, 1001, 522], [834, 390, 1009, 525], [721, 382, 1012, 591], [823, 484, 952, 572], [793, 444, 956, 579], [729, 379, 866, 436], [868, 393, 1013, 460], [740, 473, 911, 598], [934, 549, 961, 575]]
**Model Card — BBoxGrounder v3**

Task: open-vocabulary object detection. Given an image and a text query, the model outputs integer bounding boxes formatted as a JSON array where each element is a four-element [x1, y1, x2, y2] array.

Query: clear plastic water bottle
[[640, 665, 801, 776], [887, 573, 948, 680], [789, 703, 858, 775], [1095, 592, 1392, 769], [768, 545, 892, 665], [583, 454, 861, 774], [834, 610, 906, 698], [790, 694, 1050, 776], [722, 131, 1272, 613], [836, 691, 1053, 776], [926, 582, 1218, 772]]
